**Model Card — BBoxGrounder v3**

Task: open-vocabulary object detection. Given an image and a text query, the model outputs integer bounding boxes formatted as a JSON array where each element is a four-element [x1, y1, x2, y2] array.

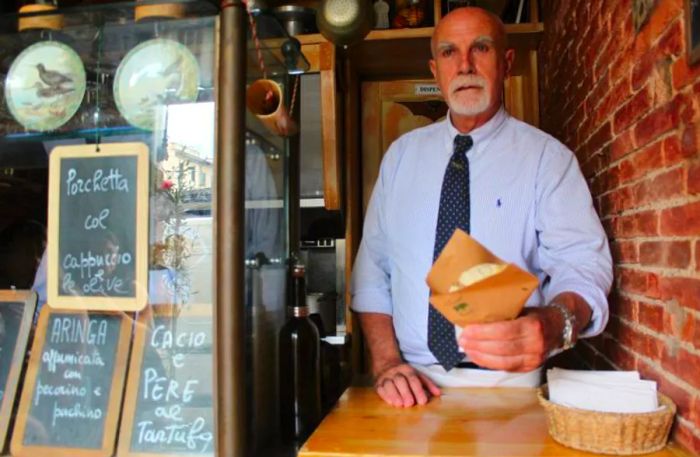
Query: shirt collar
[[443, 107, 508, 155]]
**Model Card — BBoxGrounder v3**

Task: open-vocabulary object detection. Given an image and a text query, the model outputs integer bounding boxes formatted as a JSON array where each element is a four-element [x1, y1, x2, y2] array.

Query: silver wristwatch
[[549, 302, 576, 350]]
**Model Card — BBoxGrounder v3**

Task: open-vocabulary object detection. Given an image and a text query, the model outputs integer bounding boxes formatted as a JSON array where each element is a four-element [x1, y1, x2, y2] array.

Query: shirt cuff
[[350, 289, 393, 315], [544, 281, 609, 339]]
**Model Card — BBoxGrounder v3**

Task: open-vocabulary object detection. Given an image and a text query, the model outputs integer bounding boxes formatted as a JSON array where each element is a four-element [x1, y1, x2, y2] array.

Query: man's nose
[[457, 51, 475, 74]]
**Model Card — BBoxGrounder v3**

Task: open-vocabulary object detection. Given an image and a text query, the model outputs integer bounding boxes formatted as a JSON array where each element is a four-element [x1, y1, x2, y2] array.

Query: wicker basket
[[538, 385, 676, 455]]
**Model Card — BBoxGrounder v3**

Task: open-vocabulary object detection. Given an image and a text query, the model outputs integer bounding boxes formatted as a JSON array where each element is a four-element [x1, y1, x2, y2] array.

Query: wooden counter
[[299, 387, 693, 457]]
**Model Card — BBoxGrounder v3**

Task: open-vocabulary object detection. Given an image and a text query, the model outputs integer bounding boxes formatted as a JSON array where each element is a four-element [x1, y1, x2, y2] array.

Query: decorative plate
[[4, 41, 86, 132], [114, 38, 200, 131]]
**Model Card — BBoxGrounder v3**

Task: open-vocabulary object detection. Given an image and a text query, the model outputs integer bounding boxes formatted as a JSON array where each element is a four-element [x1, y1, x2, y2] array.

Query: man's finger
[[459, 335, 536, 356], [465, 349, 541, 372], [377, 379, 403, 407], [392, 373, 417, 407], [460, 319, 527, 340], [404, 372, 428, 405], [416, 372, 442, 397]]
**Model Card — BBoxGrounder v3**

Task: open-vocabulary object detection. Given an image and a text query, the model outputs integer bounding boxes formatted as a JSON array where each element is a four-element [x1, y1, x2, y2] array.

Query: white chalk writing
[[52, 401, 103, 427], [50, 317, 108, 345], [42, 348, 105, 373], [65, 167, 129, 196], [136, 418, 213, 453]]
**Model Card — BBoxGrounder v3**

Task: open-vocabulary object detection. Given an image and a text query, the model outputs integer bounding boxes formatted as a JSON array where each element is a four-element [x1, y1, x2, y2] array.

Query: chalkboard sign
[[47, 143, 149, 311], [11, 307, 131, 457], [0, 290, 36, 453], [118, 305, 214, 456]]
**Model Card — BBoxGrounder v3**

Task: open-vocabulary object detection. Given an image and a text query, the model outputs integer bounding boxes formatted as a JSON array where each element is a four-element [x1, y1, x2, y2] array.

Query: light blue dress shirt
[[350, 108, 613, 366]]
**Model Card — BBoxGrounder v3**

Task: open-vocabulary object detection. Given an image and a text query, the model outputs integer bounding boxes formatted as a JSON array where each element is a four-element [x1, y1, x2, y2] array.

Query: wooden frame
[[11, 307, 132, 457], [0, 290, 37, 452], [47, 142, 149, 311], [687, 0, 700, 64], [118, 304, 213, 457]]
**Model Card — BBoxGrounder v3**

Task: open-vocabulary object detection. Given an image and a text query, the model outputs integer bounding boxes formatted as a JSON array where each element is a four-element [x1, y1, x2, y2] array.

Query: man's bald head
[[428, 6, 514, 131], [431, 7, 507, 59]]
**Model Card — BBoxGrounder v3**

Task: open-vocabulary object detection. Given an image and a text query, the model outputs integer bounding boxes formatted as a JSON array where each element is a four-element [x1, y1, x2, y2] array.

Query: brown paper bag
[[426, 229, 539, 327]]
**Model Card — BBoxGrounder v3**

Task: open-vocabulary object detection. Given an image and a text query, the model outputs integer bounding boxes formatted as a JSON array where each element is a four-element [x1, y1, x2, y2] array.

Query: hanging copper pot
[[316, 0, 373, 47], [246, 79, 298, 137]]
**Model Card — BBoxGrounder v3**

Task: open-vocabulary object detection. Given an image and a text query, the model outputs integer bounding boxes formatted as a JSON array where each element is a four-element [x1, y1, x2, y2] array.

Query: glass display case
[[0, 1, 308, 456]]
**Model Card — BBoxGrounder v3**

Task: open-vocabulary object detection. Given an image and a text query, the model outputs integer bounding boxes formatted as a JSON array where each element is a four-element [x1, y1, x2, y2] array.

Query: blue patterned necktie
[[428, 134, 473, 370]]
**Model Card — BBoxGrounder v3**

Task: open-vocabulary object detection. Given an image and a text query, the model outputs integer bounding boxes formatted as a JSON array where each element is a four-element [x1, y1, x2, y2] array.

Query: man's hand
[[374, 361, 441, 408], [457, 293, 593, 372], [456, 308, 559, 372], [357, 312, 441, 407]]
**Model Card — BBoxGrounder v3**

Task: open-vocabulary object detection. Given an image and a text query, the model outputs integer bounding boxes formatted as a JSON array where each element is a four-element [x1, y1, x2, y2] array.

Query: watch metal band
[[549, 302, 576, 350]]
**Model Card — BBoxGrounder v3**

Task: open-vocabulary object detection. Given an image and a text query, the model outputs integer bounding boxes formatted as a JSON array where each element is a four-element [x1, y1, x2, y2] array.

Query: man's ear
[[504, 48, 515, 78], [429, 59, 437, 80]]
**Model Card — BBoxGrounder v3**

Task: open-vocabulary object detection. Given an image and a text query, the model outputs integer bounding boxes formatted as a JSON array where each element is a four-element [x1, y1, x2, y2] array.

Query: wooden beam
[[320, 42, 341, 210]]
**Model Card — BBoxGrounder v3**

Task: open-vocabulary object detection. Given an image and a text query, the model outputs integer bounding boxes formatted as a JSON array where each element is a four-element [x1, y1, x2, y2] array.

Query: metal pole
[[216, 1, 246, 456]]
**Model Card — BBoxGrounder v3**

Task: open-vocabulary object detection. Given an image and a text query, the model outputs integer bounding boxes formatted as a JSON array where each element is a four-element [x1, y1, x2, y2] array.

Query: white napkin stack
[[547, 368, 662, 413]]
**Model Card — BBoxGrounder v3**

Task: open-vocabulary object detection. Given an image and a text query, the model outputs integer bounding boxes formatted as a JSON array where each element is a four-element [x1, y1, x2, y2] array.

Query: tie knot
[[453, 135, 473, 156]]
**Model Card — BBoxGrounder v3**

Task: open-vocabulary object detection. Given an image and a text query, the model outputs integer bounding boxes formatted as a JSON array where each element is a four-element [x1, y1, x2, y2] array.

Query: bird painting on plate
[[35, 63, 73, 89]]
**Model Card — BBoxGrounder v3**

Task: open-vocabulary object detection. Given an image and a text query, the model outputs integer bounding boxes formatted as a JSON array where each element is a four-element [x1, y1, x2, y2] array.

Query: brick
[[608, 291, 637, 320], [638, 360, 695, 418], [660, 201, 700, 236], [581, 152, 605, 179], [631, 49, 657, 91], [696, 240, 700, 272], [632, 167, 686, 208], [680, 314, 700, 351], [662, 347, 700, 390], [617, 268, 660, 299], [638, 302, 664, 332], [672, 91, 698, 125], [689, 161, 700, 195], [614, 211, 659, 237], [610, 128, 636, 162], [597, 75, 631, 123], [587, 73, 610, 115], [586, 122, 612, 156], [679, 125, 700, 162], [634, 104, 675, 149], [660, 276, 700, 312], [610, 239, 638, 263], [663, 134, 688, 166], [678, 350, 700, 389], [639, 240, 691, 269], [672, 54, 700, 90], [634, 1, 684, 56], [631, 19, 683, 90], [673, 422, 700, 457], [649, 58, 674, 106], [610, 51, 633, 86], [618, 141, 663, 183], [613, 86, 651, 134], [603, 328, 638, 369]]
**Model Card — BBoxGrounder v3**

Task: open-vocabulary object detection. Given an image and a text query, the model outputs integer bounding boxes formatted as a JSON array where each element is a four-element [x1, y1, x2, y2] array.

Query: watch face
[[113, 38, 200, 131], [4, 41, 86, 132]]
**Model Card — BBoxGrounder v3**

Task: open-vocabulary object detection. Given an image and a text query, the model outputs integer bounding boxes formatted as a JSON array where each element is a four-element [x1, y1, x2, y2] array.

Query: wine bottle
[[279, 263, 322, 446]]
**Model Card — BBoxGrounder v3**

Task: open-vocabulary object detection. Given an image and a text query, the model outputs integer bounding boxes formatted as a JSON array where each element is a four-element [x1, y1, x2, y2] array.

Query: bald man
[[350, 7, 612, 407]]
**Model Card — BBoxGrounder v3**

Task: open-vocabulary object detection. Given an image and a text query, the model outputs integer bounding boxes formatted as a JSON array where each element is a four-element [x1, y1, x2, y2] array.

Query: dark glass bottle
[[279, 263, 322, 446]]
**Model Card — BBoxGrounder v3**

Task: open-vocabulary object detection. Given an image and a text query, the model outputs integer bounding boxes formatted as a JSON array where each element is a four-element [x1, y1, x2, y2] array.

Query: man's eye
[[441, 48, 454, 57], [474, 43, 490, 52]]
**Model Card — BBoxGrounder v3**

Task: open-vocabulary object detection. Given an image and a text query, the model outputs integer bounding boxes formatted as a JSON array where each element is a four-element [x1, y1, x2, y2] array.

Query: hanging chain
[[241, 0, 267, 80], [94, 26, 103, 152], [289, 75, 300, 113]]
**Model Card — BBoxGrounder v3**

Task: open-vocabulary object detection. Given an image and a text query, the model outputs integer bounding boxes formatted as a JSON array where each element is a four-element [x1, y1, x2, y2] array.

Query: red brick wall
[[539, 0, 700, 453]]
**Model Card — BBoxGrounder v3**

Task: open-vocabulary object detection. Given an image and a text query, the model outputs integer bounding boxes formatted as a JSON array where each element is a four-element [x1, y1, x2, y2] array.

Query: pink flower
[[160, 180, 174, 191]]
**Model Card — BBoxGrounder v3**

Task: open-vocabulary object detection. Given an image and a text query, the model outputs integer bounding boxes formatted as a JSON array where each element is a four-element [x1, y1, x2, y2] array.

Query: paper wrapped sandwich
[[426, 229, 539, 326]]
